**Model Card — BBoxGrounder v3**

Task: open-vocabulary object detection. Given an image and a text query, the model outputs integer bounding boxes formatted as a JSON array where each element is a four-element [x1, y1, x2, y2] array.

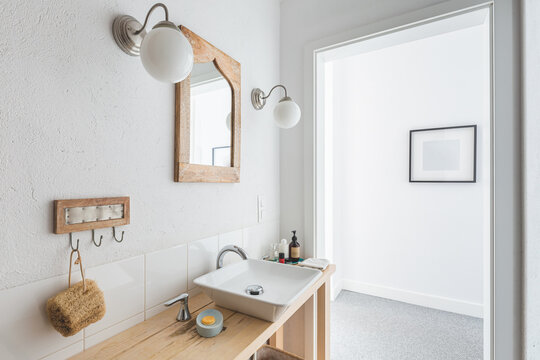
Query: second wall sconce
[[112, 3, 193, 83], [251, 85, 301, 129]]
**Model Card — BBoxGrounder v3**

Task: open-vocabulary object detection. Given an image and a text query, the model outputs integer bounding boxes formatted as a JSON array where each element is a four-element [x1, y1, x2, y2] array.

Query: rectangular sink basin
[[193, 259, 322, 322]]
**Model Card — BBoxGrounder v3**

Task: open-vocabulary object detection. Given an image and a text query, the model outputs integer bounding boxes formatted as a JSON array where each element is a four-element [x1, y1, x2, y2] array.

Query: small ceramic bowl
[[196, 309, 223, 338]]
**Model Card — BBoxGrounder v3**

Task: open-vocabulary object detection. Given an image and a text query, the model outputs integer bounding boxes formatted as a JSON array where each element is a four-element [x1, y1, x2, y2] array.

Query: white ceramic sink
[[193, 259, 322, 322]]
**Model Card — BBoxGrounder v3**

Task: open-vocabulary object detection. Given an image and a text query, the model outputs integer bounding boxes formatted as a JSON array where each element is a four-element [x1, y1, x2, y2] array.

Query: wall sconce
[[112, 3, 193, 83], [251, 85, 301, 129]]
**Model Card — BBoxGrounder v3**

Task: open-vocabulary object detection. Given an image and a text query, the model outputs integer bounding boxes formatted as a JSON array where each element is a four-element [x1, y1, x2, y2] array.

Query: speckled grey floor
[[331, 291, 483, 360]]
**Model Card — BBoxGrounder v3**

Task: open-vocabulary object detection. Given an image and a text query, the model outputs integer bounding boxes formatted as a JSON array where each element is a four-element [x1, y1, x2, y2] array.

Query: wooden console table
[[71, 265, 335, 360]]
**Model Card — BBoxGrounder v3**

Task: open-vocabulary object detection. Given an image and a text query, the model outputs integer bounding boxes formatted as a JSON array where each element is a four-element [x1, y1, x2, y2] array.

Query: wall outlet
[[257, 195, 265, 223]]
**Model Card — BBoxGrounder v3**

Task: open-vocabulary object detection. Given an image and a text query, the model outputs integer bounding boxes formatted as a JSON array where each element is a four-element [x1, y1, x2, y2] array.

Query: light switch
[[257, 195, 265, 223]]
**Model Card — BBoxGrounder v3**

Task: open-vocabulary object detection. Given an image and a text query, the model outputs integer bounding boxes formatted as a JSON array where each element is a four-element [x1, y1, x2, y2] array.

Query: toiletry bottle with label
[[289, 230, 300, 262]]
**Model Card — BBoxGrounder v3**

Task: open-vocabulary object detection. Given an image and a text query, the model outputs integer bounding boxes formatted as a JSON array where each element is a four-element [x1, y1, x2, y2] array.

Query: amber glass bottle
[[289, 230, 300, 262]]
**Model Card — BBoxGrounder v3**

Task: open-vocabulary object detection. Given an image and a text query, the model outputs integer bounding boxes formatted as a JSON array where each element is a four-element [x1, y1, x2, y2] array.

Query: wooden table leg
[[269, 325, 284, 349], [304, 295, 315, 360], [317, 281, 330, 360]]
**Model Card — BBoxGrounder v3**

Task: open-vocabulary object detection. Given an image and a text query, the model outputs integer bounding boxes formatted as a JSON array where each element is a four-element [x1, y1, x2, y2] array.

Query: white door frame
[[303, 1, 521, 359]]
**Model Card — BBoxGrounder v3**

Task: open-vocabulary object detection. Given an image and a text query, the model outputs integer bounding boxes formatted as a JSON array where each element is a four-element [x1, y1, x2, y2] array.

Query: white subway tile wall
[[146, 244, 188, 309], [0, 274, 83, 360], [40, 342, 84, 360], [244, 221, 280, 261], [0, 222, 277, 360], [187, 236, 219, 290], [84, 313, 145, 348], [218, 230, 244, 267], [144, 302, 168, 320], [243, 226, 264, 260], [84, 256, 145, 336]]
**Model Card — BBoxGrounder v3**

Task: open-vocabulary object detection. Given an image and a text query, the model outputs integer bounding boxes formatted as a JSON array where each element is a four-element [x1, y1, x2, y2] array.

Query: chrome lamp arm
[[133, 3, 170, 35]]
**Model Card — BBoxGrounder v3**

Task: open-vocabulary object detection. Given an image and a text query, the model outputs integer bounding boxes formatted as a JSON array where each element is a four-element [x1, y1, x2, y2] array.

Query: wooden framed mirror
[[174, 26, 241, 183]]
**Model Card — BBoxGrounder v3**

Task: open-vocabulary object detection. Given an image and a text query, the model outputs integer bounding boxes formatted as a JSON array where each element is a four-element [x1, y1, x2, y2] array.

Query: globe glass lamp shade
[[226, 113, 232, 131], [140, 24, 194, 83], [273, 98, 301, 129]]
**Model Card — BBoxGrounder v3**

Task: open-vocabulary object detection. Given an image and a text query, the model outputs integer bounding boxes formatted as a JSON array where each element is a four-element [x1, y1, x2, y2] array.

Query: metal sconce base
[[251, 88, 266, 110], [112, 15, 146, 56]]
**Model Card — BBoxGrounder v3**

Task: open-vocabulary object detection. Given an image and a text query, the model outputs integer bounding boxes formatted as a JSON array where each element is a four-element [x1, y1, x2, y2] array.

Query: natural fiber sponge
[[46, 280, 106, 337]]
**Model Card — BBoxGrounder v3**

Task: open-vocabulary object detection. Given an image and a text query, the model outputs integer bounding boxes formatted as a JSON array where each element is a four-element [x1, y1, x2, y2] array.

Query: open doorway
[[315, 7, 491, 360]]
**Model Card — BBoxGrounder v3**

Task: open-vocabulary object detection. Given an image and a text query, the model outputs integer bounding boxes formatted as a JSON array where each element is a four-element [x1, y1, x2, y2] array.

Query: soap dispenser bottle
[[289, 230, 300, 262]]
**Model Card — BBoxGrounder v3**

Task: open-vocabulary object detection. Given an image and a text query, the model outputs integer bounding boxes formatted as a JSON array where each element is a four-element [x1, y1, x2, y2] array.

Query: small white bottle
[[279, 238, 289, 259]]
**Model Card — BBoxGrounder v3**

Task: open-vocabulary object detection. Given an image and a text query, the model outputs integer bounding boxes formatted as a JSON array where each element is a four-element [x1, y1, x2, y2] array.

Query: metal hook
[[92, 229, 103, 247], [112, 227, 124, 243], [69, 233, 79, 250]]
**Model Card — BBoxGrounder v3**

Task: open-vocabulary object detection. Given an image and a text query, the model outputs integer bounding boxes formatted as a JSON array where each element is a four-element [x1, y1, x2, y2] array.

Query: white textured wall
[[279, 0, 449, 255], [523, 0, 540, 357], [0, 0, 280, 290]]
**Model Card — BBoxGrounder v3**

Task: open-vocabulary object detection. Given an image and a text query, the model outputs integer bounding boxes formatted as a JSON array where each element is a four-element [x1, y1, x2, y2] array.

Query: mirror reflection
[[189, 62, 233, 167]]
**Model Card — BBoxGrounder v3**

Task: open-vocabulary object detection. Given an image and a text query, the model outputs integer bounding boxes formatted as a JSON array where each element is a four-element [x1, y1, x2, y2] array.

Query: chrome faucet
[[216, 245, 248, 269], [164, 293, 191, 321]]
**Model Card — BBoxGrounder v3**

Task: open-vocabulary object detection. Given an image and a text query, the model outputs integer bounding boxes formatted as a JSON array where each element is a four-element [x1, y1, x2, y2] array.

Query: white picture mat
[[410, 126, 476, 181], [212, 147, 231, 167]]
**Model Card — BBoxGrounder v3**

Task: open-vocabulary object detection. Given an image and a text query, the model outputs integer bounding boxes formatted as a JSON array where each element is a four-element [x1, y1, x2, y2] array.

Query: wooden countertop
[[70, 264, 335, 360]]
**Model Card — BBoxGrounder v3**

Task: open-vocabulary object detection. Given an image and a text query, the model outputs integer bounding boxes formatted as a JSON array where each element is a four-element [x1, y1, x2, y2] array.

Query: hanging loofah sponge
[[46, 279, 106, 337]]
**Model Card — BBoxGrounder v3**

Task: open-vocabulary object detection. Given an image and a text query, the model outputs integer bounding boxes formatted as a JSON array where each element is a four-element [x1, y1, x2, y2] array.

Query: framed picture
[[409, 125, 477, 183], [212, 146, 232, 166]]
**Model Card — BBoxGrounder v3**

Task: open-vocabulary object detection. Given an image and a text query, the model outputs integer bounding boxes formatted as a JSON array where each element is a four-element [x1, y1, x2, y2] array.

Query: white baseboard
[[331, 278, 343, 301], [341, 279, 483, 318]]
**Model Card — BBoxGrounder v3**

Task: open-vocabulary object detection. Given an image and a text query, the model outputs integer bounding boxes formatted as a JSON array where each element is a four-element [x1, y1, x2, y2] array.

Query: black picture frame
[[409, 125, 477, 183]]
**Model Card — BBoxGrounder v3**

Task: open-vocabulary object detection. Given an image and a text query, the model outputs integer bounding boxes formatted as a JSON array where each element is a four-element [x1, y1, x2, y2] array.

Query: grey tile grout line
[[186, 244, 189, 294], [39, 340, 82, 360], [85, 257, 146, 342], [144, 254, 147, 320], [87, 312, 145, 340]]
